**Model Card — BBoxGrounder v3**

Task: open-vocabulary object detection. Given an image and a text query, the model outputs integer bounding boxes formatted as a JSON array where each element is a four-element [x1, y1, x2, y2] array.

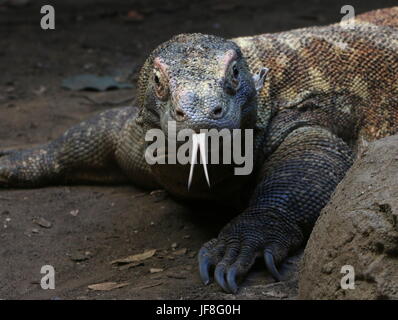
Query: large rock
[[299, 134, 398, 299]]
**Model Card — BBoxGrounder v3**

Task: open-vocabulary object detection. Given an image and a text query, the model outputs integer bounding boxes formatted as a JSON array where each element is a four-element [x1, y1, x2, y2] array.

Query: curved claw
[[198, 247, 212, 285], [226, 265, 238, 294], [264, 249, 282, 281], [214, 264, 230, 293]]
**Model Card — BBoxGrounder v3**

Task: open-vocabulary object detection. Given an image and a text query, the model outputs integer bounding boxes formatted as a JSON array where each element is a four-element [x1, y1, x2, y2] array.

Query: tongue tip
[[187, 132, 211, 191]]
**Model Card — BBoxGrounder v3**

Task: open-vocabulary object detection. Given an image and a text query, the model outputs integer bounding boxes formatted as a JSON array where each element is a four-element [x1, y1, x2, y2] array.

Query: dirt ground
[[0, 0, 396, 300]]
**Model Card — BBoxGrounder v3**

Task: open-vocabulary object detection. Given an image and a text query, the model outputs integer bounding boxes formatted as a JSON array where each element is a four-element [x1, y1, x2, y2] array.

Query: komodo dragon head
[[136, 33, 268, 133], [135, 33, 268, 193]]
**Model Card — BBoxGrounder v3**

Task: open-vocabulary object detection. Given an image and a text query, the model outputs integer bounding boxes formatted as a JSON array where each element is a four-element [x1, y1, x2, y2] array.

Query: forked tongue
[[188, 133, 210, 190]]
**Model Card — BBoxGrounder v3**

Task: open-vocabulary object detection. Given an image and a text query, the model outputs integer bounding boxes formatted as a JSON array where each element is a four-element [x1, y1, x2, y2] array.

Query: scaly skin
[[1, 7, 398, 293]]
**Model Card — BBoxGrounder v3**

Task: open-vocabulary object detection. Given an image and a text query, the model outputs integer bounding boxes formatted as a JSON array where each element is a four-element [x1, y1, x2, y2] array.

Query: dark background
[[0, 0, 396, 300]]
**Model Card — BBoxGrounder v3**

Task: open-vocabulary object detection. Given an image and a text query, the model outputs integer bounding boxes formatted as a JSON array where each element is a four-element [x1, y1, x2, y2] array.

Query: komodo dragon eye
[[232, 64, 239, 79], [153, 68, 169, 101], [225, 61, 240, 94]]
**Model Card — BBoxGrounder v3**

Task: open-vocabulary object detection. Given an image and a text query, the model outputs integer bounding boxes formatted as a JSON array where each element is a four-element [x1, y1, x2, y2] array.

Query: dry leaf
[[149, 189, 164, 196], [173, 248, 187, 256], [70, 251, 89, 262], [70, 209, 79, 216], [34, 217, 52, 228], [33, 85, 47, 96], [131, 192, 147, 199], [150, 268, 164, 273], [88, 282, 129, 291], [126, 10, 144, 21], [111, 249, 156, 265], [134, 282, 162, 290], [119, 262, 143, 271]]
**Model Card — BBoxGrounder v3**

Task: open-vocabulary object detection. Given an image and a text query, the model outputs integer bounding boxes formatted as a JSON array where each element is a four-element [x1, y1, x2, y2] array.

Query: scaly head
[[136, 33, 268, 133]]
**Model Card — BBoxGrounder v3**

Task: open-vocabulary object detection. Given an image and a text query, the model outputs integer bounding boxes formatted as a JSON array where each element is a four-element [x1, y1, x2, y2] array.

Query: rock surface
[[299, 134, 398, 299]]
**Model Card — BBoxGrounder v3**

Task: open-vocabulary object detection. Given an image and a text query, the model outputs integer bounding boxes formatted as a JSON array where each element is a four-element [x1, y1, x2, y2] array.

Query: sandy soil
[[0, 0, 396, 300]]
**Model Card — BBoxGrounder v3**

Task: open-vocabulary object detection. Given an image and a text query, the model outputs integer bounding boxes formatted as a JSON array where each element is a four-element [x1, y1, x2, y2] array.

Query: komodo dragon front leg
[[0, 107, 157, 189], [199, 126, 354, 293]]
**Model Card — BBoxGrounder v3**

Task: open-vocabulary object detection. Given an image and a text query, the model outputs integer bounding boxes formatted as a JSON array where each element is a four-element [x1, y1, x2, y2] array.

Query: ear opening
[[253, 67, 269, 92]]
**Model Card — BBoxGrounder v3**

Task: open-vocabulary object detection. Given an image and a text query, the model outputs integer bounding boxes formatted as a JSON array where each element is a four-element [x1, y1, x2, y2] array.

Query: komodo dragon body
[[1, 7, 398, 293]]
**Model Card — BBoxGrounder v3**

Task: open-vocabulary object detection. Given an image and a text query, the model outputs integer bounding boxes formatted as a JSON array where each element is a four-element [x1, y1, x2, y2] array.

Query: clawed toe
[[198, 247, 212, 285], [264, 249, 283, 281], [198, 240, 260, 293], [214, 264, 230, 292], [198, 237, 287, 293]]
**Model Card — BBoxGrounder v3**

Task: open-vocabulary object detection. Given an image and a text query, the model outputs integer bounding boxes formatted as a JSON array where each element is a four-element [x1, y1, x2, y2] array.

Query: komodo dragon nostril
[[174, 107, 186, 121], [210, 106, 223, 119]]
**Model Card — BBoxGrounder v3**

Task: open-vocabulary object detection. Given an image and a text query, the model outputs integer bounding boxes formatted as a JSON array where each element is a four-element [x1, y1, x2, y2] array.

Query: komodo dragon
[[1, 7, 398, 293]]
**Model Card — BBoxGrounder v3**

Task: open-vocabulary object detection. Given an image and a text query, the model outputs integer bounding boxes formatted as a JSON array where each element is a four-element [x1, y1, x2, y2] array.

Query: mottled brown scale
[[233, 7, 398, 141]]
